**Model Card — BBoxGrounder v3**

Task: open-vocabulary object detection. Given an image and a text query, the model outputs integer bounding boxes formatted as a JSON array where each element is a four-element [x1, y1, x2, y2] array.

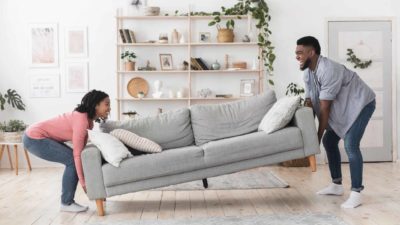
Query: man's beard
[[300, 58, 311, 71]]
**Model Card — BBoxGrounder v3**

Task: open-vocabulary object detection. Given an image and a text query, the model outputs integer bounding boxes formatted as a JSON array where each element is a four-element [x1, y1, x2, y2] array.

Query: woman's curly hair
[[74, 90, 109, 122]]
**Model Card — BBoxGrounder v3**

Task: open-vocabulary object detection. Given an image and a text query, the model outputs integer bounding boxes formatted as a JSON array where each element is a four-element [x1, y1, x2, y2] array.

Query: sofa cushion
[[190, 90, 277, 145], [88, 130, 132, 167], [201, 127, 303, 167], [102, 145, 206, 187], [100, 108, 194, 149], [258, 96, 300, 134], [110, 129, 162, 153]]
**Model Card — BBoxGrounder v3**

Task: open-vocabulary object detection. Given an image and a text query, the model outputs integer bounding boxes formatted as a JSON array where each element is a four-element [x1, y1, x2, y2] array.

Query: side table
[[0, 142, 32, 175]]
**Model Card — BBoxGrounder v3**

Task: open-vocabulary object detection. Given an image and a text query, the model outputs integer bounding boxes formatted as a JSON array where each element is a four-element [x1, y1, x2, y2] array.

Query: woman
[[23, 90, 110, 212]]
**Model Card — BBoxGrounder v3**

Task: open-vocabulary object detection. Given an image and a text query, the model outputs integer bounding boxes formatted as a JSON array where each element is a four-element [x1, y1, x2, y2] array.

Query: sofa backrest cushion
[[100, 108, 194, 149], [190, 90, 277, 146]]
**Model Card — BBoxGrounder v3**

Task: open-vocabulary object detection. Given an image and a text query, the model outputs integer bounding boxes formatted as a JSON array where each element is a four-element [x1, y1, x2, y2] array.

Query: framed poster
[[29, 74, 60, 98], [28, 23, 58, 67], [65, 62, 89, 93], [65, 27, 88, 58]]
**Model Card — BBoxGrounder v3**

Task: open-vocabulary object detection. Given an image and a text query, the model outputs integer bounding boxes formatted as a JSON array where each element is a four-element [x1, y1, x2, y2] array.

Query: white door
[[328, 20, 392, 162]]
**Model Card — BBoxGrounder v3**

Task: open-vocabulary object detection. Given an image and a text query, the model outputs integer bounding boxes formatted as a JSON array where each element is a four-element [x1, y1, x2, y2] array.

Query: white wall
[[0, 0, 398, 168]]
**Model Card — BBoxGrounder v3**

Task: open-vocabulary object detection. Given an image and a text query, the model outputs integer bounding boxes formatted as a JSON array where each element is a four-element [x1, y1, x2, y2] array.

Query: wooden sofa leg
[[308, 155, 317, 172], [96, 199, 105, 216]]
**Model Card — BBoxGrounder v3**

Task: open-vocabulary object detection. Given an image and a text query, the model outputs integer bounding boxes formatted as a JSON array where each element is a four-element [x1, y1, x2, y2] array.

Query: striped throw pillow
[[110, 129, 162, 153]]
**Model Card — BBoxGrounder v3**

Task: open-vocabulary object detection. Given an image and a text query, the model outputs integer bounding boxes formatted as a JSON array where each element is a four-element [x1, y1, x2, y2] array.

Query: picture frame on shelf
[[65, 62, 89, 93], [199, 32, 211, 43], [28, 23, 58, 67], [240, 79, 255, 97], [159, 54, 173, 70], [65, 26, 88, 58]]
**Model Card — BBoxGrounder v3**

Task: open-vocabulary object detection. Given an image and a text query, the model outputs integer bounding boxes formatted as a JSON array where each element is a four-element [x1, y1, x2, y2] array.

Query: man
[[295, 36, 376, 208]]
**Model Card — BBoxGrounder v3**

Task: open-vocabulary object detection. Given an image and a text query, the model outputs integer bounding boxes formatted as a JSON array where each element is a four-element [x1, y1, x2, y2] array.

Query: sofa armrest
[[82, 145, 107, 200], [292, 107, 320, 157]]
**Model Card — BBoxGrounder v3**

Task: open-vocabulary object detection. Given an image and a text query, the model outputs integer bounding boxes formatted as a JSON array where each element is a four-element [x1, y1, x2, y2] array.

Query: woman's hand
[[82, 185, 87, 193]]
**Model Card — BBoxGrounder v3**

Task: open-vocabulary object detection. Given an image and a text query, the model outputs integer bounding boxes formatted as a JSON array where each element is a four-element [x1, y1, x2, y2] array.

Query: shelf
[[116, 97, 243, 101], [191, 42, 258, 46], [118, 70, 188, 74], [189, 15, 249, 19], [191, 70, 261, 73], [190, 97, 242, 100], [118, 43, 188, 46], [117, 98, 190, 101], [116, 15, 249, 20], [118, 42, 258, 46], [116, 16, 189, 20], [117, 70, 260, 74]]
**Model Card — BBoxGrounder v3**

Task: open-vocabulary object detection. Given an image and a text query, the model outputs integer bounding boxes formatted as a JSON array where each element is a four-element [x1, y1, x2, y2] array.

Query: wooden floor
[[0, 163, 399, 225]]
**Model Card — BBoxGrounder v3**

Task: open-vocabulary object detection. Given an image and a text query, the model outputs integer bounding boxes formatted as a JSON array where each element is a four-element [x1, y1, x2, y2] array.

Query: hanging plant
[[346, 48, 372, 69], [205, 0, 275, 85], [285, 83, 305, 105]]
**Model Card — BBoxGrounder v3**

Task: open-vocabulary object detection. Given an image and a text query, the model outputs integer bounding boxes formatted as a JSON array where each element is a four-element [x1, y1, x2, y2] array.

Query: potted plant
[[208, 13, 235, 43], [0, 89, 26, 142], [137, 91, 145, 99], [121, 51, 137, 71], [0, 120, 27, 142]]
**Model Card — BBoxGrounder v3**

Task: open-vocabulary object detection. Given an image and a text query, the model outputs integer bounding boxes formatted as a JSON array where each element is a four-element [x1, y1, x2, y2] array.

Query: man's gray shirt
[[303, 56, 375, 138]]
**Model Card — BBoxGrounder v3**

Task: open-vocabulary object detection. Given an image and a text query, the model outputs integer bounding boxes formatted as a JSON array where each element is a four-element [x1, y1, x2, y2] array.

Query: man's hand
[[82, 185, 87, 193], [318, 100, 332, 143], [304, 98, 313, 108]]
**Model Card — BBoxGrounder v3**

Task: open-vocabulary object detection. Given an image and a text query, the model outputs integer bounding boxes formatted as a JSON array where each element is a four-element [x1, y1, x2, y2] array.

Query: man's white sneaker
[[341, 191, 362, 208], [60, 202, 89, 212], [316, 183, 344, 195]]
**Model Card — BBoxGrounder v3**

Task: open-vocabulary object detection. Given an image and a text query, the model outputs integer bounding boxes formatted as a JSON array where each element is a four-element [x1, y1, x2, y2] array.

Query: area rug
[[153, 167, 289, 190], [88, 213, 348, 225]]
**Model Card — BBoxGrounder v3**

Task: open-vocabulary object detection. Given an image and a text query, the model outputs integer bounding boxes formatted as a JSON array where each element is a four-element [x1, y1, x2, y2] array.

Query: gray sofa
[[82, 90, 320, 216]]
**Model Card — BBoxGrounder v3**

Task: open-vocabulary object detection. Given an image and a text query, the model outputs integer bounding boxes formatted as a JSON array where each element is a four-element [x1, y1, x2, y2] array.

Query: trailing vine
[[285, 83, 305, 105], [172, 0, 275, 86], [346, 48, 372, 69], [208, 0, 275, 85]]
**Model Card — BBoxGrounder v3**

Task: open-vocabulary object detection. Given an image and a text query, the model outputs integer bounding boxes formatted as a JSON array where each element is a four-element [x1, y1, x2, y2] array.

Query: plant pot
[[124, 62, 136, 71], [217, 29, 234, 43], [3, 131, 23, 143]]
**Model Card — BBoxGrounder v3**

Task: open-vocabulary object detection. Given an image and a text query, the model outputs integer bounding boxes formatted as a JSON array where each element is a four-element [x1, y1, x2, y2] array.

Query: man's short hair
[[297, 36, 321, 55]]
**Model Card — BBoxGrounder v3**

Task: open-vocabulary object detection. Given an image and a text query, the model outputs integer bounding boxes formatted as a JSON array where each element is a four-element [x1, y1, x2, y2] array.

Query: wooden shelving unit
[[116, 10, 264, 119]]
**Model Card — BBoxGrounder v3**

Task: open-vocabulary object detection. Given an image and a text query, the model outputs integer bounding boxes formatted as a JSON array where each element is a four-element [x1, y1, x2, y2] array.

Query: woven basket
[[281, 157, 310, 167], [217, 27, 234, 43]]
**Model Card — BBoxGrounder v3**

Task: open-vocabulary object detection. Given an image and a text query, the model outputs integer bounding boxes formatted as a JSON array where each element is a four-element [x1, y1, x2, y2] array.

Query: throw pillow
[[258, 96, 300, 134], [88, 130, 132, 167], [110, 129, 162, 153]]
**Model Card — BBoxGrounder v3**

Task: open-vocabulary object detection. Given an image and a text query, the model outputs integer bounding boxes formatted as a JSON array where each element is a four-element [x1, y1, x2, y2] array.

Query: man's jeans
[[23, 134, 78, 205], [322, 99, 376, 192]]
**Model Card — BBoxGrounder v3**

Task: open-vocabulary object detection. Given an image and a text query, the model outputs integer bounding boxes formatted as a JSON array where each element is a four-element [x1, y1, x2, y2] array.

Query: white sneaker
[[341, 191, 362, 208], [316, 183, 344, 195], [60, 202, 89, 212]]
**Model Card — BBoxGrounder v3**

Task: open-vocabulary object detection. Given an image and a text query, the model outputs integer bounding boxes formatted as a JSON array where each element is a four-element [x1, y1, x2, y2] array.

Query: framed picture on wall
[[65, 26, 88, 58], [240, 79, 255, 97], [28, 23, 58, 67], [65, 62, 89, 93], [29, 74, 60, 98], [159, 54, 173, 70]]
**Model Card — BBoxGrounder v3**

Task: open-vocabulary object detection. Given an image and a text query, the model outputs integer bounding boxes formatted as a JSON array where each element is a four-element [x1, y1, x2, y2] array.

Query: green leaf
[[208, 21, 216, 26], [268, 79, 274, 85]]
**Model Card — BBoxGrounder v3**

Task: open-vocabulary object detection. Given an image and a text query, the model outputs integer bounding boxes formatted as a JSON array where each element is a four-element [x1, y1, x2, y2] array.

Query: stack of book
[[190, 57, 209, 70], [119, 29, 136, 43]]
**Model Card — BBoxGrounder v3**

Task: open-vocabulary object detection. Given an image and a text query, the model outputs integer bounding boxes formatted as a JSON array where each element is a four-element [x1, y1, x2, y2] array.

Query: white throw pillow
[[110, 129, 162, 153], [87, 130, 132, 167], [258, 96, 300, 134]]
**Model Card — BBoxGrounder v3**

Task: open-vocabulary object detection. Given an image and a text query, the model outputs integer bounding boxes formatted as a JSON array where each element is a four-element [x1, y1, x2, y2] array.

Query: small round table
[[0, 142, 32, 175]]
